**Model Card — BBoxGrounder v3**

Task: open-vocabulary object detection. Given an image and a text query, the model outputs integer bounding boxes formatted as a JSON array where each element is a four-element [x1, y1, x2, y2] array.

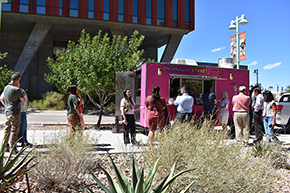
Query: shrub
[[29, 131, 98, 192], [28, 91, 64, 110], [144, 121, 286, 192], [0, 139, 36, 192]]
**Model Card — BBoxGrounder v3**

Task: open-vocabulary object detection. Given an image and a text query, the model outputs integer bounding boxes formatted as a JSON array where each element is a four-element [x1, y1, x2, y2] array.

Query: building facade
[[0, 0, 195, 98]]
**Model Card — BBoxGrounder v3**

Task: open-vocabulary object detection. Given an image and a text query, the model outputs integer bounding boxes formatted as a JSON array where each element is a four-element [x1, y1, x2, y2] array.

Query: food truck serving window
[[169, 75, 216, 105]]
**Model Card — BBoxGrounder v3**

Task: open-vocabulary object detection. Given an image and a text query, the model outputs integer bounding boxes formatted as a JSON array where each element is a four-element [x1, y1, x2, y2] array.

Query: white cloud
[[211, 46, 225, 52], [263, 62, 282, 70], [249, 61, 258, 66]]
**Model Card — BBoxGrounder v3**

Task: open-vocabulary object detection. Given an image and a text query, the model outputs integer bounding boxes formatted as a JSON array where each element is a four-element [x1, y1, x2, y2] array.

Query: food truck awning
[[169, 74, 227, 80]]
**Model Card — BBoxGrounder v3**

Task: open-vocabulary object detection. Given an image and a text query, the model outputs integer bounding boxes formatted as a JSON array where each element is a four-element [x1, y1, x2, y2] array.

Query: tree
[[0, 52, 18, 91], [45, 30, 145, 127], [285, 85, 290, 93]]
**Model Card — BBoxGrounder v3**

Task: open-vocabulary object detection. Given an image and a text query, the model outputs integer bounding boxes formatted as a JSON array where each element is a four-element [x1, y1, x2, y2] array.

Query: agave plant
[[85, 153, 195, 193], [0, 140, 36, 192]]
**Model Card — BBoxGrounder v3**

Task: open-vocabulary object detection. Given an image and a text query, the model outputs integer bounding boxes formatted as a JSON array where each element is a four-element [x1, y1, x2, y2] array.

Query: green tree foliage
[[45, 30, 145, 127], [0, 52, 17, 91], [285, 85, 290, 93]]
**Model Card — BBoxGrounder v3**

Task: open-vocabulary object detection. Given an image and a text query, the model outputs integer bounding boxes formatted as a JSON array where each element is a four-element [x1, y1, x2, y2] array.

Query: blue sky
[[158, 0, 290, 92]]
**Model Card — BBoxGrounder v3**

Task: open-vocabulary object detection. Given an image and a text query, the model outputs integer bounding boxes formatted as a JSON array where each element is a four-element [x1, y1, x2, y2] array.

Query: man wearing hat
[[232, 86, 251, 145], [2, 74, 25, 153]]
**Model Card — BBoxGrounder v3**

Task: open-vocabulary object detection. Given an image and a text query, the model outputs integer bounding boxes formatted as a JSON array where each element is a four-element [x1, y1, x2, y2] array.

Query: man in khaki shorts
[[2, 74, 25, 153], [232, 86, 251, 146]]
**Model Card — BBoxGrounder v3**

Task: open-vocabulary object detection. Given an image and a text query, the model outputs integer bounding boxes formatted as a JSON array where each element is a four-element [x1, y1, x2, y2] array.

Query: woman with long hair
[[145, 86, 166, 149], [262, 90, 279, 142], [64, 85, 84, 133], [120, 89, 142, 145]]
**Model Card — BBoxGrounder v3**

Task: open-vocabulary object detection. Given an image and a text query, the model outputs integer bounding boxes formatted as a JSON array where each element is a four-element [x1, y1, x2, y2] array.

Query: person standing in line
[[262, 90, 279, 142], [174, 86, 194, 123], [202, 85, 217, 127], [232, 86, 251, 145], [218, 91, 229, 132], [120, 89, 142, 145], [145, 86, 166, 149], [253, 87, 265, 142], [64, 85, 84, 134], [2, 74, 25, 153]]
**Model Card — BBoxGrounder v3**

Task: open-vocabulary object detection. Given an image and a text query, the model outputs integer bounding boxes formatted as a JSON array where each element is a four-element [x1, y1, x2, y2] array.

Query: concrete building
[[0, 0, 195, 98]]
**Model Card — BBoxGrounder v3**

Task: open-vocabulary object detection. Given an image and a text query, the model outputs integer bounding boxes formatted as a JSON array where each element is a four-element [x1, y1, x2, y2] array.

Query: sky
[[158, 0, 290, 92]]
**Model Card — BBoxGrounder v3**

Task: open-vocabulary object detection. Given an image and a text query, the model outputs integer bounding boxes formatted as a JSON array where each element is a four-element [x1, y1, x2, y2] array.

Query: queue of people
[[118, 84, 279, 148]]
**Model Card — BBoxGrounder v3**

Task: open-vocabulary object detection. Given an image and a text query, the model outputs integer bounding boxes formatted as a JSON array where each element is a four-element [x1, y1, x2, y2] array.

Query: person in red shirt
[[232, 86, 251, 146], [145, 86, 166, 149]]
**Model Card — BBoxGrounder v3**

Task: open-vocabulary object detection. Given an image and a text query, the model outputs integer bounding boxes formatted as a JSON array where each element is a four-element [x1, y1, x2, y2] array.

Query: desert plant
[[104, 102, 115, 113], [84, 153, 195, 193], [28, 91, 64, 110], [0, 139, 36, 192], [29, 131, 98, 192], [144, 121, 286, 192]]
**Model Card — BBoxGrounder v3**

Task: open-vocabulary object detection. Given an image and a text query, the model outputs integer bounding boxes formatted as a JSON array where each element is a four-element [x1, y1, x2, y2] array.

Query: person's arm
[[73, 102, 81, 118], [76, 93, 84, 105], [19, 97, 25, 104], [220, 103, 229, 111], [271, 103, 276, 127], [121, 106, 128, 125], [0, 93, 5, 106]]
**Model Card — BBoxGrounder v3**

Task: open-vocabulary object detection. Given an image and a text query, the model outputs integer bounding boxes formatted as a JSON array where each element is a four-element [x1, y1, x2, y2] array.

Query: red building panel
[[11, 0, 19, 12], [151, 0, 157, 25], [178, 0, 185, 28], [138, 0, 146, 24], [95, 0, 103, 20], [29, 0, 36, 13], [79, 0, 88, 18], [46, 0, 59, 16], [190, 0, 195, 30], [110, 0, 118, 21], [165, 0, 173, 27], [124, 0, 133, 23], [62, 0, 70, 16]]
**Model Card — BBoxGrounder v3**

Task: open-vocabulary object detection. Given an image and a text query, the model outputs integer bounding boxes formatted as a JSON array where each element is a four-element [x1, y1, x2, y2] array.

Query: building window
[[103, 0, 109, 20], [146, 0, 152, 25], [173, 0, 177, 27], [88, 0, 94, 18], [59, 0, 62, 16], [118, 0, 124, 22], [1, 0, 11, 11], [185, 0, 190, 29], [69, 0, 79, 17], [19, 0, 29, 13], [36, 0, 46, 14], [132, 0, 138, 23], [157, 0, 164, 26]]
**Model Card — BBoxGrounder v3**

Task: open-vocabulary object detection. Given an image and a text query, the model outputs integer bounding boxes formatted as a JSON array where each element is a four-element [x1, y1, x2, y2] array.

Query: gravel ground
[[3, 125, 290, 192]]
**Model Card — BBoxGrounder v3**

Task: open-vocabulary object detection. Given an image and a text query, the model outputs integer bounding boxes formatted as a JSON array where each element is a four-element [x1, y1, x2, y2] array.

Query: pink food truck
[[116, 59, 249, 127]]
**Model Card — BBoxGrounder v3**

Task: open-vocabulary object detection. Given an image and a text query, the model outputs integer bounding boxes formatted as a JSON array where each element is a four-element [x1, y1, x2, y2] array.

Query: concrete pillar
[[160, 34, 183, 63], [14, 22, 52, 76]]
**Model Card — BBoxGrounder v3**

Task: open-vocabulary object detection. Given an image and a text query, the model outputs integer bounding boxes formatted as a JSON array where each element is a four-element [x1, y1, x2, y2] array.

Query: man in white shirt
[[174, 86, 194, 123], [253, 87, 265, 142]]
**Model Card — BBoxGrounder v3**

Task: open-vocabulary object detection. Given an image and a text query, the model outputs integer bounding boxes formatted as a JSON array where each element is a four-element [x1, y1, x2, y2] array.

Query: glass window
[[2, 0, 11, 11], [118, 0, 124, 14], [36, 0, 46, 14], [36, 6, 46, 14], [19, 0, 29, 4], [146, 0, 152, 24], [173, 0, 177, 27], [19, 5, 28, 13], [118, 14, 124, 22], [70, 9, 78, 17], [185, 0, 190, 29], [88, 0, 94, 11], [157, 0, 164, 19], [104, 0, 110, 13], [36, 0, 46, 6], [103, 12, 109, 20], [70, 0, 78, 9], [133, 16, 138, 23], [133, 0, 138, 16], [88, 11, 94, 18], [59, 0, 62, 15]]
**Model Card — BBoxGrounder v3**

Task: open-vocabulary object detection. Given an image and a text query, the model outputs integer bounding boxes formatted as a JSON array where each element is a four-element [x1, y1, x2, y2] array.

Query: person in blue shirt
[[202, 86, 217, 120], [174, 86, 194, 123]]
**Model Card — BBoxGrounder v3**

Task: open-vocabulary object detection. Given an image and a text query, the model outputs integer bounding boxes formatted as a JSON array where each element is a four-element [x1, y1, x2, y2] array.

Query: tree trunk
[[96, 106, 104, 128]]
